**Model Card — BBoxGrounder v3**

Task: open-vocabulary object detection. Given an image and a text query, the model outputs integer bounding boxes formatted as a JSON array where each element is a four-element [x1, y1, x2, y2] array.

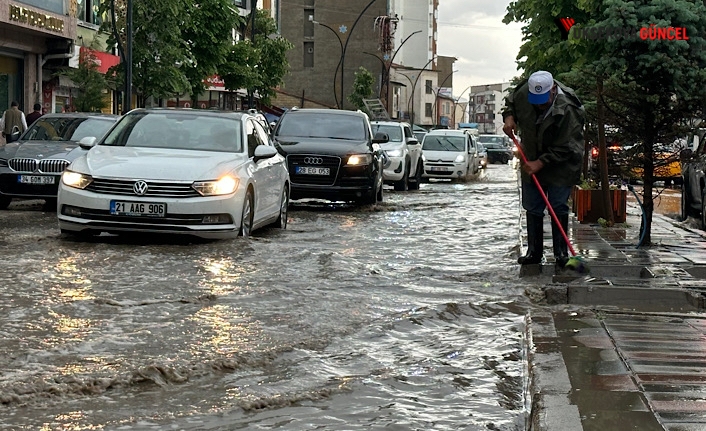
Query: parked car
[[370, 120, 423, 191], [478, 134, 513, 164], [0, 113, 119, 209], [680, 128, 706, 226], [412, 125, 428, 144], [57, 108, 289, 239], [628, 143, 682, 186], [477, 143, 488, 170], [271, 108, 388, 204], [421, 129, 480, 181]]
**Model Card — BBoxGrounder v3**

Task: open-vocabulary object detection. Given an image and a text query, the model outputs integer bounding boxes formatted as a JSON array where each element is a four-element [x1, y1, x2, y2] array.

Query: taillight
[[591, 147, 599, 158]]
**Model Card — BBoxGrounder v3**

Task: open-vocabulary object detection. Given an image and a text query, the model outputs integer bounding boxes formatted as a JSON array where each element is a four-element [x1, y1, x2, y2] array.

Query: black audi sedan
[[0, 113, 119, 209], [272, 108, 388, 204]]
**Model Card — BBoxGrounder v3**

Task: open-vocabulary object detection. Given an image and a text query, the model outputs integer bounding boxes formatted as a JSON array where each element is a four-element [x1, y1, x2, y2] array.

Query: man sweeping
[[502, 71, 585, 270]]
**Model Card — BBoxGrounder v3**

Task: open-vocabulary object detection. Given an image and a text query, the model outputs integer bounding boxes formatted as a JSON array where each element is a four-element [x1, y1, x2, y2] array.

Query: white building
[[387, 0, 437, 69], [468, 82, 511, 134]]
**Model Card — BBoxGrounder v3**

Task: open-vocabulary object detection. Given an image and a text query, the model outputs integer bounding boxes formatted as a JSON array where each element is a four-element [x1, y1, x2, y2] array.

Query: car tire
[[240, 188, 254, 237], [269, 186, 288, 229], [0, 196, 11, 210], [393, 162, 409, 191], [408, 161, 422, 191]]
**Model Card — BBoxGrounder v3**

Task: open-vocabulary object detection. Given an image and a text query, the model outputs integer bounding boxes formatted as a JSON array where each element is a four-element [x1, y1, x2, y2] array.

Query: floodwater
[[0, 164, 536, 430]]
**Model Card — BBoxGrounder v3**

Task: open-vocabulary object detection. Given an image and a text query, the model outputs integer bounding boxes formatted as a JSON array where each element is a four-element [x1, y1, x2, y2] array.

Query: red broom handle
[[510, 134, 577, 257]]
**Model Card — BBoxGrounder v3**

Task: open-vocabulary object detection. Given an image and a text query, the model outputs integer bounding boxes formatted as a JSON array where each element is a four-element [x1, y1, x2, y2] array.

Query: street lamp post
[[124, 0, 132, 114], [433, 69, 457, 126], [313, 20, 343, 109], [380, 30, 421, 110], [340, 0, 377, 110], [407, 55, 437, 126]]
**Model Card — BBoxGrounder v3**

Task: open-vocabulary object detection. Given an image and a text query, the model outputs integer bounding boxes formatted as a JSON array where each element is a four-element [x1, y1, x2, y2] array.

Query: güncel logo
[[554, 17, 691, 41]]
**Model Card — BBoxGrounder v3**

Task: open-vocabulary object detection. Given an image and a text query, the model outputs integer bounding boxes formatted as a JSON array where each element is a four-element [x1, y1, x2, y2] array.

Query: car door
[[467, 134, 479, 174], [253, 119, 284, 217], [403, 124, 422, 175], [245, 119, 273, 221]]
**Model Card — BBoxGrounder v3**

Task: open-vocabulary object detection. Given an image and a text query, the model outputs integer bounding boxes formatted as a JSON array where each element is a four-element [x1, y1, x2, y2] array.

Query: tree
[[101, 0, 192, 106], [57, 49, 109, 112], [220, 10, 293, 107], [181, 0, 243, 105], [347, 67, 374, 114]]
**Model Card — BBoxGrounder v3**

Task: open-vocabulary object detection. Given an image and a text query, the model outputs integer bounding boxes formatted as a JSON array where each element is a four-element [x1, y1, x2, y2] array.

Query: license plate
[[429, 166, 448, 172], [110, 201, 166, 217], [18, 175, 56, 185], [296, 166, 330, 175]]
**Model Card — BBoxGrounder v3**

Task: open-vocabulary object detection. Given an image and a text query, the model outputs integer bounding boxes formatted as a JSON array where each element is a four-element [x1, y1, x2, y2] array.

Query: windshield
[[422, 135, 466, 151], [101, 112, 243, 152], [22, 117, 116, 142], [371, 124, 403, 142], [277, 112, 367, 140]]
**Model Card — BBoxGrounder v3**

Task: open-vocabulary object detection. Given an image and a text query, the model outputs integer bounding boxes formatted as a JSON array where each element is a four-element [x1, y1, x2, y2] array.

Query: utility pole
[[124, 0, 132, 114], [248, 0, 258, 109]]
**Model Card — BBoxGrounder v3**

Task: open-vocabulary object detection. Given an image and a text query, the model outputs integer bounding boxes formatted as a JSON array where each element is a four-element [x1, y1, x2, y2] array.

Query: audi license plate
[[110, 201, 166, 217], [17, 175, 55, 185], [296, 166, 330, 175]]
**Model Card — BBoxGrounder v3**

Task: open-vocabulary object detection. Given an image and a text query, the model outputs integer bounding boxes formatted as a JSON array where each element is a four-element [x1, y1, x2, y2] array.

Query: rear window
[[276, 112, 367, 140], [478, 136, 508, 148], [422, 135, 466, 151]]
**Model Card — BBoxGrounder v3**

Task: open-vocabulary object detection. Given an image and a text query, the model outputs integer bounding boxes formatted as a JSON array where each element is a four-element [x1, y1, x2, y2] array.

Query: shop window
[[425, 80, 432, 94], [425, 103, 432, 118], [77, 0, 104, 26]]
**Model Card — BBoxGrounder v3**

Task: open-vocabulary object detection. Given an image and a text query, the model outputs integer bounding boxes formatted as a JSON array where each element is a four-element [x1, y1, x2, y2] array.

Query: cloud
[[437, 0, 524, 97]]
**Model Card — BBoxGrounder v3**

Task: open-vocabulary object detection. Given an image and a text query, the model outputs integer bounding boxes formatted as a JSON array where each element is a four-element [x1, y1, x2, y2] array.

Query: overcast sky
[[436, 0, 525, 99]]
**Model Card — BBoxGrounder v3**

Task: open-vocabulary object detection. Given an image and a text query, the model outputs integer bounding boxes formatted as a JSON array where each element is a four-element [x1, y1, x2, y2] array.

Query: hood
[[423, 149, 463, 163], [274, 136, 372, 156], [380, 140, 405, 152], [0, 140, 81, 160], [71, 146, 248, 181]]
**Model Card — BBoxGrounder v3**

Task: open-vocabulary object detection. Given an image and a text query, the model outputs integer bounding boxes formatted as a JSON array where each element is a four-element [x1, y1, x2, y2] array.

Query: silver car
[[0, 113, 119, 209]]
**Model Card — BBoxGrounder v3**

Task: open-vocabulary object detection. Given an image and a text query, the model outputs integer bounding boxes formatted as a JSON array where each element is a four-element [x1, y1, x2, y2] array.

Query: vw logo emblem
[[303, 157, 323, 165], [133, 180, 149, 196]]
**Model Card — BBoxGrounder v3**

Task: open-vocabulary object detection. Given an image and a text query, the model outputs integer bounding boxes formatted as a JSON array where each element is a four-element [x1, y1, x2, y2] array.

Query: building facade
[[469, 82, 511, 134], [387, 0, 436, 70], [0, 0, 77, 117]]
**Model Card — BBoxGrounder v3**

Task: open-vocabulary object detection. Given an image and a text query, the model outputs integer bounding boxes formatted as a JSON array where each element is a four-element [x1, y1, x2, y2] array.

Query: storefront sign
[[204, 75, 225, 90], [9, 4, 65, 33], [81, 47, 120, 74]]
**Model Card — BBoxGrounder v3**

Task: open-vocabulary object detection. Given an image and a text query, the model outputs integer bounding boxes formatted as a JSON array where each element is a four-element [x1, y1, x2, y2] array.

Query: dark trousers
[[521, 180, 572, 262]]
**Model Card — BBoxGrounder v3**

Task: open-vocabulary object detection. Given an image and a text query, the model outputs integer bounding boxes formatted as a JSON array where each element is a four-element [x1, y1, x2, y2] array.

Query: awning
[[80, 47, 120, 74]]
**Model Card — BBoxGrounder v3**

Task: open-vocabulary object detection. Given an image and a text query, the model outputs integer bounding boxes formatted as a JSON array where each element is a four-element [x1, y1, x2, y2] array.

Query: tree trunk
[[596, 78, 614, 225]]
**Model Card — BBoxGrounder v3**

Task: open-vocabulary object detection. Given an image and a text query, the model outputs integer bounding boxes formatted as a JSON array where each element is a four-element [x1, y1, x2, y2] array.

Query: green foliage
[[56, 49, 108, 112], [347, 67, 374, 113]]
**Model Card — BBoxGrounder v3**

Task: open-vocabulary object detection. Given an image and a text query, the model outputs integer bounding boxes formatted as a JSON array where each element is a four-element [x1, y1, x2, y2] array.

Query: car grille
[[287, 155, 341, 186], [9, 158, 70, 173], [85, 178, 201, 198]]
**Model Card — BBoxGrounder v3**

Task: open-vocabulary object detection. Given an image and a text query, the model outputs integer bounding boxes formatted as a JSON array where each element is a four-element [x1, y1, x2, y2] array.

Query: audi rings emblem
[[133, 180, 149, 196], [303, 157, 323, 165]]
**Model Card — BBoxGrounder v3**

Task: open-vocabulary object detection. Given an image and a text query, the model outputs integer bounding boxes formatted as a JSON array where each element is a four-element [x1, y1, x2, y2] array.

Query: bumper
[[0, 172, 61, 198], [291, 180, 377, 201], [422, 163, 467, 179], [56, 184, 243, 239], [382, 157, 405, 182]]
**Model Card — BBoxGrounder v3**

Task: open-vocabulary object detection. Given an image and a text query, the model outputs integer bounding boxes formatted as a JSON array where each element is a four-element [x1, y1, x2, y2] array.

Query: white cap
[[528, 71, 554, 104]]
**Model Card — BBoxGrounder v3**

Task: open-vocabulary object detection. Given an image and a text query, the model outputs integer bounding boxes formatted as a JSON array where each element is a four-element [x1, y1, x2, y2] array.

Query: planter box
[[572, 187, 627, 224]]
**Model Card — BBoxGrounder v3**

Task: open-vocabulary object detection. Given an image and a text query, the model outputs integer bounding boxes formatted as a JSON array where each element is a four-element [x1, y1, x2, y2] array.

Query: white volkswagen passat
[[57, 108, 290, 239]]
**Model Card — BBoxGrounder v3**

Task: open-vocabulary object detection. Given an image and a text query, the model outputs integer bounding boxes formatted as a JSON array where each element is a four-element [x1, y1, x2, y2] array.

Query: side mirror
[[78, 136, 97, 149], [269, 121, 277, 130], [254, 145, 278, 162], [373, 132, 389, 144], [680, 148, 694, 161], [407, 138, 418, 146]]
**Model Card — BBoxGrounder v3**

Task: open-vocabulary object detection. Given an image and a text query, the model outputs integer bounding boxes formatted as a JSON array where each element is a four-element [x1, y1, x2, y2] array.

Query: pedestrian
[[0, 101, 28, 144], [26, 103, 43, 126], [502, 70, 585, 269]]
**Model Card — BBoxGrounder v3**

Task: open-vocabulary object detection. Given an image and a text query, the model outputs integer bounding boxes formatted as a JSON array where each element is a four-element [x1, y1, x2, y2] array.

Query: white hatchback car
[[57, 109, 290, 239], [370, 121, 423, 191], [421, 129, 480, 181]]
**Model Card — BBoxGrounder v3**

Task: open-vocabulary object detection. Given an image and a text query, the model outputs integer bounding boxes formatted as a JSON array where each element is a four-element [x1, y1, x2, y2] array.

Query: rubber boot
[[518, 213, 543, 265], [552, 213, 570, 270]]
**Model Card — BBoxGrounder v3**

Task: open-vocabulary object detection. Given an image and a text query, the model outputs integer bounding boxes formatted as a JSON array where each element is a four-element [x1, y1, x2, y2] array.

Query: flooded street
[[0, 164, 536, 430]]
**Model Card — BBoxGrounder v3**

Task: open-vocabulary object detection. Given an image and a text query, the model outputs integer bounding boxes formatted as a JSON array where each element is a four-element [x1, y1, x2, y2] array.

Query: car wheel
[[393, 162, 409, 191], [269, 186, 288, 229], [408, 161, 422, 191], [681, 181, 691, 220], [240, 188, 254, 237], [0, 196, 11, 210]]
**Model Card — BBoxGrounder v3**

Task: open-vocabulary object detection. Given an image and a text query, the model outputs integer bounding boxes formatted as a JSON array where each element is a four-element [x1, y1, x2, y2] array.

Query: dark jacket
[[26, 111, 42, 126], [502, 79, 585, 186]]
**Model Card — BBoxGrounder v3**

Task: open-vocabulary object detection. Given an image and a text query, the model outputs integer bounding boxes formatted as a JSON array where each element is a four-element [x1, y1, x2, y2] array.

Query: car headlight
[[346, 154, 373, 166], [385, 149, 403, 158], [422, 154, 426, 162], [192, 176, 239, 196], [454, 154, 466, 163], [62, 171, 93, 189]]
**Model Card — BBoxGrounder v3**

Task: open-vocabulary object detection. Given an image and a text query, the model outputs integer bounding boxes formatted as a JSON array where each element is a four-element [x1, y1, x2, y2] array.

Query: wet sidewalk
[[525, 202, 706, 430]]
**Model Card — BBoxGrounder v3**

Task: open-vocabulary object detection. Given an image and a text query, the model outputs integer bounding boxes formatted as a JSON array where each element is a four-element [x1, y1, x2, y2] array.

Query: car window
[[246, 119, 264, 157], [422, 135, 466, 151], [403, 126, 413, 139], [22, 117, 115, 142], [253, 120, 272, 147], [101, 112, 243, 152], [371, 124, 403, 142], [277, 112, 367, 140]]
